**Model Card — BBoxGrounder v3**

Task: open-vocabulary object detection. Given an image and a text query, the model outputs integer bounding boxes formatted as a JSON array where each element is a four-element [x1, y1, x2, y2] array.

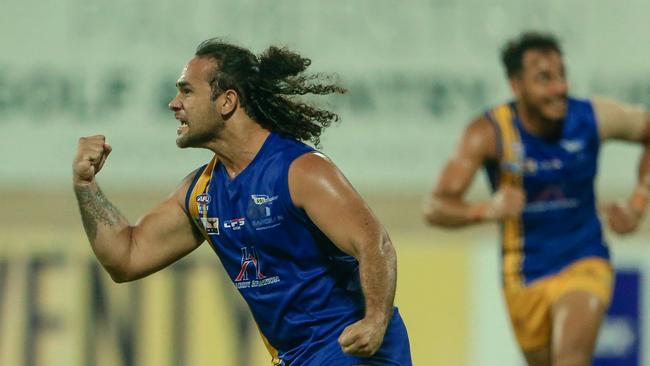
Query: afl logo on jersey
[[196, 193, 211, 204]]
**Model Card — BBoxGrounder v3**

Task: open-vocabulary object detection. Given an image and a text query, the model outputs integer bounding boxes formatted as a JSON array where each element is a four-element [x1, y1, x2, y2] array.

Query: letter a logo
[[235, 247, 266, 282]]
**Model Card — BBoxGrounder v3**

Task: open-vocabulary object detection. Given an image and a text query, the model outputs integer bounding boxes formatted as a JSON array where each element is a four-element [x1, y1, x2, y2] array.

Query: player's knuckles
[[84, 145, 106, 157], [351, 332, 367, 343], [359, 333, 371, 344], [82, 134, 105, 141], [350, 336, 371, 350], [339, 332, 356, 346], [79, 146, 96, 155], [88, 142, 106, 151], [78, 137, 100, 149], [78, 137, 105, 148]]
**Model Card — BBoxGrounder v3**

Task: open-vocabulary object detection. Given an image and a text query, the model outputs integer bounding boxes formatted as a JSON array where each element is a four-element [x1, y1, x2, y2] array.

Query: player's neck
[[209, 118, 270, 179], [515, 102, 562, 141]]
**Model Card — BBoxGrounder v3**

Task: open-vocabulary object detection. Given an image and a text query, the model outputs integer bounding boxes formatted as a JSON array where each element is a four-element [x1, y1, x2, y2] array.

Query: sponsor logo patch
[[224, 217, 245, 230], [251, 194, 279, 205], [560, 139, 584, 153], [199, 217, 220, 235]]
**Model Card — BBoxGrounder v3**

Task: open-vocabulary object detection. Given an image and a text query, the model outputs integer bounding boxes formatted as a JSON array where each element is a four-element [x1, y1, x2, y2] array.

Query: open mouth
[[544, 98, 567, 117], [177, 120, 189, 135]]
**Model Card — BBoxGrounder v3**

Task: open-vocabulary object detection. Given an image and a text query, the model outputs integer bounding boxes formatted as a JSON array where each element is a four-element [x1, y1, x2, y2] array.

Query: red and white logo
[[235, 247, 265, 281], [233, 246, 280, 289], [224, 217, 245, 230]]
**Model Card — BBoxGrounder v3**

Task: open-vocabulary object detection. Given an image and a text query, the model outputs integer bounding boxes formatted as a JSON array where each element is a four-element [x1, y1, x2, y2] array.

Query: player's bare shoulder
[[169, 167, 205, 207], [456, 115, 499, 163], [288, 152, 345, 208], [592, 96, 649, 142], [290, 152, 333, 175]]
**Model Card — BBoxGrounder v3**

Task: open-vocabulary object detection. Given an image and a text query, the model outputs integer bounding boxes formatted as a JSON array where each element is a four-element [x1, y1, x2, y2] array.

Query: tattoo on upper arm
[[74, 185, 124, 240]]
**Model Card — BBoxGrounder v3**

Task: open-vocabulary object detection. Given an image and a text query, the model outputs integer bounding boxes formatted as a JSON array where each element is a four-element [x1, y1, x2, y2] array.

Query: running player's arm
[[594, 97, 650, 219], [74, 142, 204, 282], [288, 152, 395, 357], [423, 117, 523, 227]]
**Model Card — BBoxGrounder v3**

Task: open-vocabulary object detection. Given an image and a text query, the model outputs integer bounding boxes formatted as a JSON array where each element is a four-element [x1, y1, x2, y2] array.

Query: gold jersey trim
[[489, 104, 524, 288]]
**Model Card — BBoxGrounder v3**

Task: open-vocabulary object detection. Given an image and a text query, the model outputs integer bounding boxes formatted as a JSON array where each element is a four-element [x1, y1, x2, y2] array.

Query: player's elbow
[[422, 209, 438, 226], [378, 231, 396, 260], [109, 273, 131, 284], [422, 201, 466, 229], [103, 263, 137, 283], [422, 198, 445, 226], [424, 215, 467, 229], [102, 244, 139, 283], [99, 233, 141, 283], [423, 211, 454, 227], [352, 230, 395, 263]]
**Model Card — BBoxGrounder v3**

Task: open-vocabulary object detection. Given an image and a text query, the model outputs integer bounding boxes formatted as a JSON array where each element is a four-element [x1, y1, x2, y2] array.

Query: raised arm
[[594, 97, 650, 233], [72, 135, 204, 282], [423, 117, 525, 228], [288, 152, 394, 357]]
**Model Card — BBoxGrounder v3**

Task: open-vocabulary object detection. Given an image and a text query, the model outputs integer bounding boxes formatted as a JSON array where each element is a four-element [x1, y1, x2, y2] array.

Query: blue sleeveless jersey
[[484, 98, 609, 287], [185, 133, 411, 365]]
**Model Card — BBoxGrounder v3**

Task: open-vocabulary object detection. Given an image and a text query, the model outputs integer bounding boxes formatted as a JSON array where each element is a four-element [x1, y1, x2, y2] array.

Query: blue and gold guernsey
[[185, 133, 411, 366], [484, 97, 610, 288]]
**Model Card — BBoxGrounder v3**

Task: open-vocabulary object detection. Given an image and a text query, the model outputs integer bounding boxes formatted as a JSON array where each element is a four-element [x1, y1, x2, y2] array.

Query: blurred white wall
[[1, 0, 648, 193]]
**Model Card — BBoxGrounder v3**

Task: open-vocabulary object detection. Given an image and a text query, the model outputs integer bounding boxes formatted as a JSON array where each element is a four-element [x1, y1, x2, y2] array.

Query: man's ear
[[218, 89, 239, 116]]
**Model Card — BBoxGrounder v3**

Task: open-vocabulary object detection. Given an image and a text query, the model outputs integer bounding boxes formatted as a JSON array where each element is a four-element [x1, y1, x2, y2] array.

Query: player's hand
[[73, 135, 112, 185], [338, 316, 388, 357], [602, 201, 640, 235], [487, 185, 526, 220]]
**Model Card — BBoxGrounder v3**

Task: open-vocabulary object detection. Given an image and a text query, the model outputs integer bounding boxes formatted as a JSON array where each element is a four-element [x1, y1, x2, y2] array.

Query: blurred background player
[[72, 38, 411, 365], [423, 32, 650, 366]]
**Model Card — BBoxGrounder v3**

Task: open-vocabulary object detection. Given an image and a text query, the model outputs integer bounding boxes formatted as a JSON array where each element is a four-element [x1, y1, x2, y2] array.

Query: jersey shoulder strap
[[185, 156, 218, 231], [486, 103, 523, 187]]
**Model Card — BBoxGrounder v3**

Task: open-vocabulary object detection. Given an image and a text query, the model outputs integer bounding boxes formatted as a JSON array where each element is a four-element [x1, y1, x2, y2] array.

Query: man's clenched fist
[[73, 135, 112, 185], [338, 316, 387, 357]]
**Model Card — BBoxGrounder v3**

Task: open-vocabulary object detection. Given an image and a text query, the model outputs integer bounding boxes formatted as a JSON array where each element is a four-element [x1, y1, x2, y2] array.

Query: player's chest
[[512, 136, 598, 184], [194, 181, 288, 241]]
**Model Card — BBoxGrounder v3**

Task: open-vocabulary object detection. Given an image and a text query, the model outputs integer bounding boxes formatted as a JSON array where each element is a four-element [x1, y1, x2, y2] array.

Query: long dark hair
[[195, 38, 346, 146]]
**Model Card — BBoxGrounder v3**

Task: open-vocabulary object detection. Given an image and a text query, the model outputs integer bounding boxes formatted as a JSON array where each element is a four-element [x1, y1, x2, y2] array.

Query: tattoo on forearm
[[74, 185, 124, 240]]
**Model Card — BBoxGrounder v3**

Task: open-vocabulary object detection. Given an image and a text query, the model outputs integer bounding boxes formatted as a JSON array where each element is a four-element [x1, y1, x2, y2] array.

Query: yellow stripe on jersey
[[187, 159, 283, 365], [188, 156, 218, 240], [258, 329, 282, 366], [490, 104, 524, 288]]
